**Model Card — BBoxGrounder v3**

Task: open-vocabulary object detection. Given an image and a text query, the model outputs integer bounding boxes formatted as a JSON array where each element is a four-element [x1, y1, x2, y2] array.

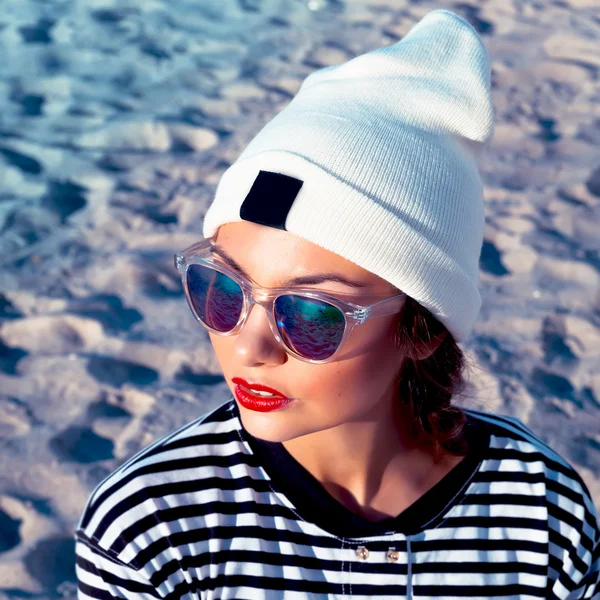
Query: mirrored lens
[[274, 295, 345, 360], [186, 264, 243, 332]]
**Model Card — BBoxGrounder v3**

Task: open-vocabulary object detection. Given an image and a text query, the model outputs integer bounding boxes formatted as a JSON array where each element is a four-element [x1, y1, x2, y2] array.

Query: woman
[[74, 9, 599, 599]]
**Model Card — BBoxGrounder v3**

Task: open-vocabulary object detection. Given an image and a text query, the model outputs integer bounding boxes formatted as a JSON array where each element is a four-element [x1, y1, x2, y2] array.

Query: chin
[[238, 403, 342, 444], [237, 404, 307, 443]]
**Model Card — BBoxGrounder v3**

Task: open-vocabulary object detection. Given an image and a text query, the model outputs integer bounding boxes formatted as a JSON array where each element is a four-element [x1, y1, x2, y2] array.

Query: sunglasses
[[174, 238, 406, 364]]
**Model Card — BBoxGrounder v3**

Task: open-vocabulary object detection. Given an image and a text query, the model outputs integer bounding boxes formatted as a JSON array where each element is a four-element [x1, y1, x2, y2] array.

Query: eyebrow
[[210, 244, 368, 289]]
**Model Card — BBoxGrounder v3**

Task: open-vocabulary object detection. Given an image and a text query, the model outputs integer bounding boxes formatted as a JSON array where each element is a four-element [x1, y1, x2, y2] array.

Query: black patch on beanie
[[239, 170, 303, 231]]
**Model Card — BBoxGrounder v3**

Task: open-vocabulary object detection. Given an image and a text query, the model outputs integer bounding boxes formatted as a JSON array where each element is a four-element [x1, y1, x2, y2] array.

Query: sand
[[0, 0, 599, 597]]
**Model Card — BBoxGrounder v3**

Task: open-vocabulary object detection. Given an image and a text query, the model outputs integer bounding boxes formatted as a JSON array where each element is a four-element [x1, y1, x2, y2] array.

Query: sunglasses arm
[[349, 293, 406, 324]]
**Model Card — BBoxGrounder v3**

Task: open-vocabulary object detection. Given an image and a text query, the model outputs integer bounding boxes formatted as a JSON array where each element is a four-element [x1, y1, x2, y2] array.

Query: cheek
[[338, 344, 399, 397], [305, 319, 401, 410], [208, 333, 234, 371]]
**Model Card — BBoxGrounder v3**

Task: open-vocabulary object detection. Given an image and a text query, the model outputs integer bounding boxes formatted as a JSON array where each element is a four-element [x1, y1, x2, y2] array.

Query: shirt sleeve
[[547, 472, 600, 599], [570, 541, 600, 599], [75, 534, 164, 600]]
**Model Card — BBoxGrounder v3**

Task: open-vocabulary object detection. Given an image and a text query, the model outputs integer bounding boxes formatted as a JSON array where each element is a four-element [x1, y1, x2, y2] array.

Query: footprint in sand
[[49, 425, 115, 464], [18, 18, 55, 44], [0, 341, 28, 376], [41, 180, 87, 224], [529, 366, 579, 407], [585, 164, 600, 197], [540, 315, 579, 369], [0, 508, 21, 553], [23, 536, 76, 590], [452, 3, 495, 35], [85, 397, 131, 421], [175, 365, 225, 387], [0, 147, 43, 175], [67, 294, 143, 334], [85, 355, 159, 388], [480, 239, 511, 276], [0, 295, 22, 320]]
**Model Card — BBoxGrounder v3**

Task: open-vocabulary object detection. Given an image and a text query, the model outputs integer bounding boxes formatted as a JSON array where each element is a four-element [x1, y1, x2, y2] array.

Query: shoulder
[[465, 408, 599, 548], [74, 398, 248, 569]]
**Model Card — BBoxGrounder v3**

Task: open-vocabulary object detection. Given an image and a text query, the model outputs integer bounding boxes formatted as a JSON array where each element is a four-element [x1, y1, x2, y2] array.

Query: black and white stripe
[[74, 400, 600, 599]]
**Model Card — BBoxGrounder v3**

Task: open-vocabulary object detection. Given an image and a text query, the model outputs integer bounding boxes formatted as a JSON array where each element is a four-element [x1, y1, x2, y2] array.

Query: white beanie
[[202, 9, 495, 343]]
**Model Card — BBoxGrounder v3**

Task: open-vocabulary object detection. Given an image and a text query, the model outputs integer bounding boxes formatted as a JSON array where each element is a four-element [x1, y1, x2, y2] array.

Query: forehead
[[213, 221, 393, 291]]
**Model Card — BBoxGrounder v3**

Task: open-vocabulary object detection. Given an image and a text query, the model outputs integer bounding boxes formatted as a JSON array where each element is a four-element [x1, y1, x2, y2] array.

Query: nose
[[233, 300, 287, 367]]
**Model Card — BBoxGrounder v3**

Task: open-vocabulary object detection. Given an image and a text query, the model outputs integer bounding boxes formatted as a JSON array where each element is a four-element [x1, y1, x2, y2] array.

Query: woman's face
[[209, 221, 407, 443]]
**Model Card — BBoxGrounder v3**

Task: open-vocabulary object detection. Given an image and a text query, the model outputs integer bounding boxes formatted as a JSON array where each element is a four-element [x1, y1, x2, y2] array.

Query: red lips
[[231, 377, 293, 413], [231, 377, 287, 398]]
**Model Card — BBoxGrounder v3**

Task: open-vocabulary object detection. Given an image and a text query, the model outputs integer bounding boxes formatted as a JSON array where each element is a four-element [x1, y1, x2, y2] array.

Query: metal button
[[387, 548, 399, 562], [356, 546, 370, 560]]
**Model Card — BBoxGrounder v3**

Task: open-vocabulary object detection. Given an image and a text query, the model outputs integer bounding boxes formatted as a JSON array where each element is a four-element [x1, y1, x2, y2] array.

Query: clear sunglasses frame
[[174, 238, 407, 364]]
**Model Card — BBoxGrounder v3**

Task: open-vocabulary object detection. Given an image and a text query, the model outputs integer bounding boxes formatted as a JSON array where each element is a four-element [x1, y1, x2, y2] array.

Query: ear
[[414, 329, 448, 361]]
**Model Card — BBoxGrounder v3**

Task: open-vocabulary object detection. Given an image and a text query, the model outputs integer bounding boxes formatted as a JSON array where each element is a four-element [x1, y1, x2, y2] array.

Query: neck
[[281, 394, 463, 521]]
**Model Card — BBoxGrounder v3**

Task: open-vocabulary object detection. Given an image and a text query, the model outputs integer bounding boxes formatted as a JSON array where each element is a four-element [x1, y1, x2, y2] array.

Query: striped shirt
[[74, 398, 600, 599]]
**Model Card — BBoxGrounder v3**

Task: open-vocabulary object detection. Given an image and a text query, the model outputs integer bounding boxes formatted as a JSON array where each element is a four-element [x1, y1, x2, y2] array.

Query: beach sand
[[0, 0, 599, 596]]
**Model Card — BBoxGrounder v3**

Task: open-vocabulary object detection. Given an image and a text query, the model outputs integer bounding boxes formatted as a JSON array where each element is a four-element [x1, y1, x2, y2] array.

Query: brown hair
[[394, 295, 470, 456]]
